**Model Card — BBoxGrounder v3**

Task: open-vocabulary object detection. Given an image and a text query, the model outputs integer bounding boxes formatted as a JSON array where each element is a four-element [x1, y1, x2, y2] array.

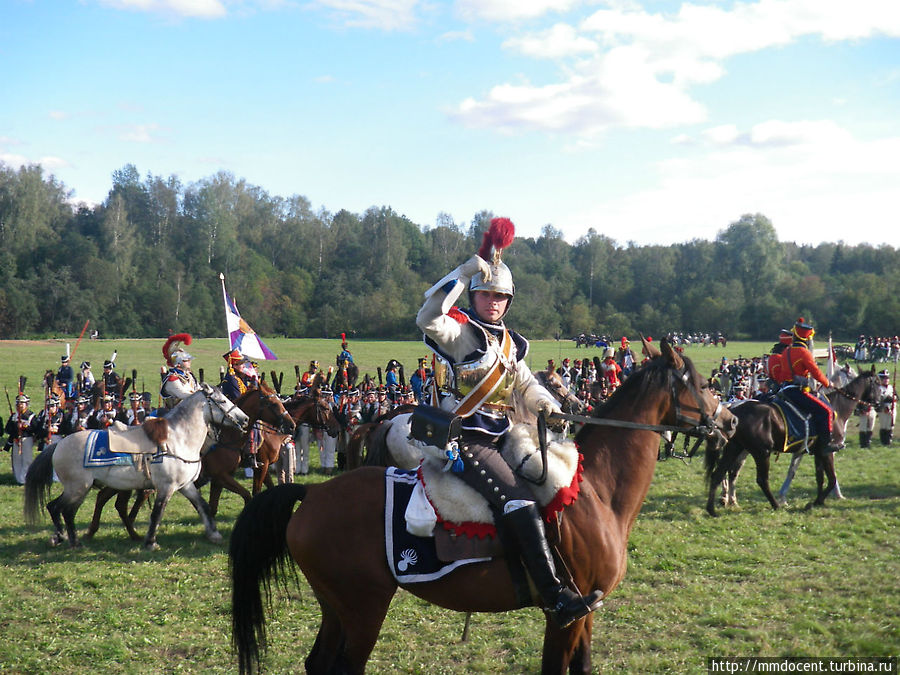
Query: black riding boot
[[502, 503, 604, 629], [859, 432, 870, 448], [880, 429, 892, 446]]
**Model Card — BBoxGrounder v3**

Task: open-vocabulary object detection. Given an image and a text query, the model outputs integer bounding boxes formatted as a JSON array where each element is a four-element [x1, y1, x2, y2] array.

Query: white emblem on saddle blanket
[[414, 424, 579, 533]]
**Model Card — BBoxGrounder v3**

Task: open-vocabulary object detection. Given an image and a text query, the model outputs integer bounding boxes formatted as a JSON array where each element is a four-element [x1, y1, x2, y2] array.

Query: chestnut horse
[[229, 340, 736, 674], [704, 368, 881, 515], [201, 382, 296, 516]]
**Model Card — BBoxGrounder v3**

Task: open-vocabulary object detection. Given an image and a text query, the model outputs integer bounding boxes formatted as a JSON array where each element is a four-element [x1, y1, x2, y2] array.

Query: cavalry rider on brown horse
[[773, 318, 837, 453], [416, 217, 603, 629]]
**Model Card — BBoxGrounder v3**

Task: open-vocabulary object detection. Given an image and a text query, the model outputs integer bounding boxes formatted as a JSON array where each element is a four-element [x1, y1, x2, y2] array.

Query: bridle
[[552, 360, 729, 442]]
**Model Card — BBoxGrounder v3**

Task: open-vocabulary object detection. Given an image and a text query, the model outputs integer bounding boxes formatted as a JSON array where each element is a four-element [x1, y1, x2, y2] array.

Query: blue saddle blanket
[[83, 431, 135, 468], [767, 387, 832, 449], [384, 468, 490, 584]]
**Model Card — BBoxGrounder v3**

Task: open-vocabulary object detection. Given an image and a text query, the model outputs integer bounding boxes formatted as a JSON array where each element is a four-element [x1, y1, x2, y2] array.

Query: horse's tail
[[230, 483, 307, 675], [704, 435, 725, 486], [24, 443, 57, 526]]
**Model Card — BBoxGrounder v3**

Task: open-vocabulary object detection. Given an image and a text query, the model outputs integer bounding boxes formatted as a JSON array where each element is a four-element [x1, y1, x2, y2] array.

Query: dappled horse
[[704, 367, 881, 515], [229, 340, 737, 674], [24, 384, 249, 550], [84, 382, 295, 533]]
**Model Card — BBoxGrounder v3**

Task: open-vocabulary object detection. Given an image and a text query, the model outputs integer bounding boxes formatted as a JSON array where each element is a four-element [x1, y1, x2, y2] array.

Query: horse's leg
[[728, 450, 748, 506], [304, 599, 347, 674], [84, 486, 121, 539], [143, 488, 176, 551], [813, 453, 838, 506], [177, 481, 222, 544], [208, 480, 223, 518], [540, 618, 587, 675], [118, 490, 146, 540], [46, 493, 70, 547], [567, 618, 593, 675], [50, 486, 90, 548], [707, 443, 740, 516], [128, 490, 151, 525], [777, 453, 804, 502], [753, 452, 780, 510]]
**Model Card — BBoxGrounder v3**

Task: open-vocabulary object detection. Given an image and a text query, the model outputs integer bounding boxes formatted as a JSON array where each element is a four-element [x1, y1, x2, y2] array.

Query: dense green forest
[[1, 162, 898, 341]]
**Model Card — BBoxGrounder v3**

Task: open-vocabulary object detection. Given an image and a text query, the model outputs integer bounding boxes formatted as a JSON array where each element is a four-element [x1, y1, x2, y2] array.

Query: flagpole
[[219, 272, 231, 355]]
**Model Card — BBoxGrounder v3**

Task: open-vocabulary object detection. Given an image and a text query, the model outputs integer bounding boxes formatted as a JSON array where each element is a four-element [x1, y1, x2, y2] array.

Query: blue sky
[[2, 0, 899, 247]]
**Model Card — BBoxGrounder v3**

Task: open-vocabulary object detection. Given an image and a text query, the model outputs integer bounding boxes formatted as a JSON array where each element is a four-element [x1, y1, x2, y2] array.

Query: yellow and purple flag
[[219, 273, 277, 361]]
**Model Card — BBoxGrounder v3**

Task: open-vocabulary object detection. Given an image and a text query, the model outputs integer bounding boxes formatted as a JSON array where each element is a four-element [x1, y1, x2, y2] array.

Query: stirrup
[[548, 589, 604, 629]]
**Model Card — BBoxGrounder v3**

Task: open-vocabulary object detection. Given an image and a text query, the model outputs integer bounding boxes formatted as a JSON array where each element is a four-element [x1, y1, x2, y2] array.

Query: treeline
[[1, 161, 898, 342]]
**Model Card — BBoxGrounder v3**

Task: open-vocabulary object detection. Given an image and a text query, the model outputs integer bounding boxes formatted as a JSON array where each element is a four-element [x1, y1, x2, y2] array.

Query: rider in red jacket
[[774, 318, 836, 452]]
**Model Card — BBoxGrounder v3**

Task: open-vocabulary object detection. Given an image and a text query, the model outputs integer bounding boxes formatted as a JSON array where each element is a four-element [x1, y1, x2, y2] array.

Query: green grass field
[[0, 339, 897, 674]]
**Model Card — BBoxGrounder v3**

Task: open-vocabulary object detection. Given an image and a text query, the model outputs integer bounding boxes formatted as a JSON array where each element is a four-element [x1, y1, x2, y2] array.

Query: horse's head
[[658, 340, 737, 442], [315, 398, 343, 438], [537, 371, 586, 415], [854, 366, 883, 406], [201, 383, 250, 432], [253, 382, 296, 434]]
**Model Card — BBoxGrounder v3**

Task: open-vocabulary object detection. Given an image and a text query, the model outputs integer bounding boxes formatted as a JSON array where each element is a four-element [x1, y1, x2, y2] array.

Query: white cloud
[[0, 153, 70, 171], [119, 123, 164, 143], [436, 28, 475, 43], [454, 0, 900, 135], [453, 44, 707, 134], [455, 0, 582, 23], [503, 23, 597, 59], [98, 0, 228, 18], [308, 0, 420, 30], [49, 111, 69, 120], [561, 122, 900, 247]]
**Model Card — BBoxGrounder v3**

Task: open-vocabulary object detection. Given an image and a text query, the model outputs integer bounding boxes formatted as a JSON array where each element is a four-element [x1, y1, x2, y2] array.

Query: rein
[[547, 359, 729, 460]]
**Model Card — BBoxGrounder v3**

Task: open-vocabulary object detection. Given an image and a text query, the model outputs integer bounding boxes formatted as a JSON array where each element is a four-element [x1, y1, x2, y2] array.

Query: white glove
[[459, 255, 492, 283]]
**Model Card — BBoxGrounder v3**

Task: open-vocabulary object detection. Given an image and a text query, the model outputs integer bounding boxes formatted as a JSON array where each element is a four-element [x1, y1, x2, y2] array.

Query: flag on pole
[[826, 334, 836, 381], [219, 273, 278, 361]]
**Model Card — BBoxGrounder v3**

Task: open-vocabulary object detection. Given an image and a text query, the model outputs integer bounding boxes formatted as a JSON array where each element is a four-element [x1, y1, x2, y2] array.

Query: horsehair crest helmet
[[163, 333, 193, 367], [470, 217, 515, 299]]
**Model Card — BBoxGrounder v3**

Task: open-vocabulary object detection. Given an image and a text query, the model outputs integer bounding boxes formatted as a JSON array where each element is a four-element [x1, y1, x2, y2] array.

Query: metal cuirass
[[432, 330, 517, 411]]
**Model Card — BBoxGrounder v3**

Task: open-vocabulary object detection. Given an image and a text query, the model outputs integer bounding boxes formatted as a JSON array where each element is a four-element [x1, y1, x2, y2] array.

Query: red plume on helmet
[[478, 217, 515, 264], [163, 333, 192, 367]]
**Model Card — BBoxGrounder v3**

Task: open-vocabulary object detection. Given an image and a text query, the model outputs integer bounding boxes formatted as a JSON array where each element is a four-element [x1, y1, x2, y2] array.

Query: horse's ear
[[640, 333, 661, 359], [661, 338, 684, 369]]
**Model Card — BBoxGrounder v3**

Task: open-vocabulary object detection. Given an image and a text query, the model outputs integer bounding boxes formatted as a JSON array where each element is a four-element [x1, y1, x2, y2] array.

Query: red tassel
[[478, 217, 515, 259]]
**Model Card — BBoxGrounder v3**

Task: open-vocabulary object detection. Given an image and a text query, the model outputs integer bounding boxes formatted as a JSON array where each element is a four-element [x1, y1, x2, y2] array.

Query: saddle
[[82, 420, 164, 477], [411, 423, 582, 539], [769, 389, 830, 453]]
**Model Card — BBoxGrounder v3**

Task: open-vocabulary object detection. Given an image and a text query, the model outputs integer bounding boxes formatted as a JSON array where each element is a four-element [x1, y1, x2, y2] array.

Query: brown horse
[[229, 340, 737, 674], [200, 383, 296, 515], [704, 367, 881, 515], [345, 403, 418, 469]]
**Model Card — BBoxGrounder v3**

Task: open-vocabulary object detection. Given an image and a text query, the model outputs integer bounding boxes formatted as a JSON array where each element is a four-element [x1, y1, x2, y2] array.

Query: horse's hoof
[[49, 533, 62, 547], [144, 541, 160, 551], [207, 531, 223, 544], [70, 540, 83, 549]]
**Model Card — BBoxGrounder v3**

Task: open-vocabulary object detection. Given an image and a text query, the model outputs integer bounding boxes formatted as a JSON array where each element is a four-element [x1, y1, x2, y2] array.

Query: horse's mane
[[577, 351, 699, 443]]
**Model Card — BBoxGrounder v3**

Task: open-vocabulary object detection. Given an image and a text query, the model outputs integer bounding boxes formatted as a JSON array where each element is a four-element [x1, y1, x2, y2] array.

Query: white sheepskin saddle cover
[[411, 423, 580, 530]]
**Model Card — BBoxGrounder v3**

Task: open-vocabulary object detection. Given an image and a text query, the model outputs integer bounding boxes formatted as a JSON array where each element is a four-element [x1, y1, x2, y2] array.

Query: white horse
[[24, 384, 249, 550]]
